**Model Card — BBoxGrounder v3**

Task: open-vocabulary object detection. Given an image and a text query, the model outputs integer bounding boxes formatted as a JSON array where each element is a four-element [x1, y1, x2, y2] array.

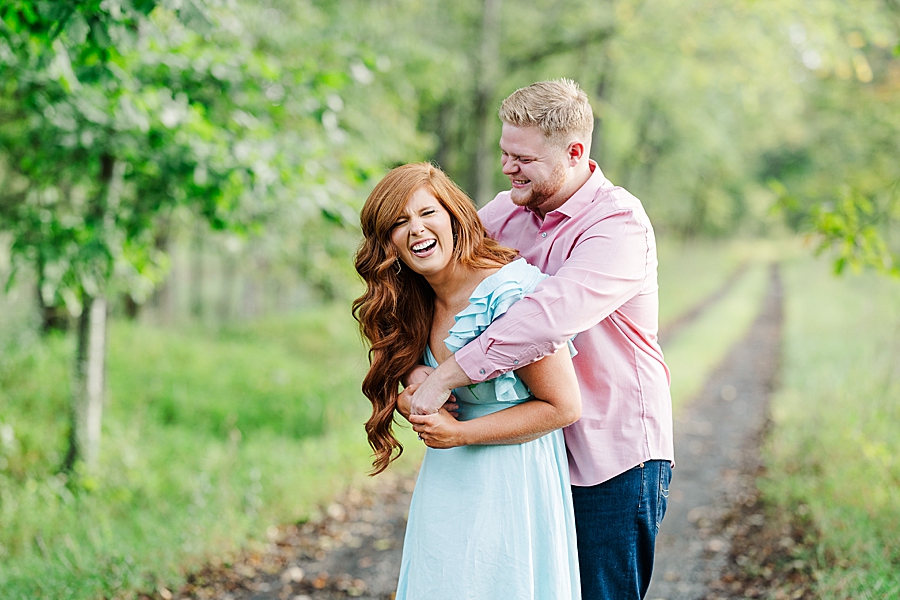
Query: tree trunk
[[190, 224, 204, 319], [36, 253, 70, 333], [218, 252, 236, 323], [148, 225, 173, 324], [64, 294, 107, 471], [123, 293, 140, 320], [472, 0, 503, 206], [63, 155, 122, 472], [37, 289, 70, 333], [592, 70, 611, 163]]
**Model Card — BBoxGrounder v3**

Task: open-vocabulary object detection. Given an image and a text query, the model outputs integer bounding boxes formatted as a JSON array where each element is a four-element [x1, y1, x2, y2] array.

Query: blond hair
[[499, 79, 594, 149]]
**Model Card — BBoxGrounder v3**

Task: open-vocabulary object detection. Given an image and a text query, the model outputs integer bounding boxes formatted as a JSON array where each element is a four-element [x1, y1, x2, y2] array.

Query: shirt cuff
[[455, 337, 496, 383]]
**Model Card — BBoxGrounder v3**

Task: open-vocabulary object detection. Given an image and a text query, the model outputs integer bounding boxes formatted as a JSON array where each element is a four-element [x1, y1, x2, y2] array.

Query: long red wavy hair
[[353, 163, 519, 474]]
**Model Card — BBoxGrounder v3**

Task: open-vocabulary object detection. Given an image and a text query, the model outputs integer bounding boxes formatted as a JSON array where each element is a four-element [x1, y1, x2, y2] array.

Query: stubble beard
[[510, 161, 568, 213]]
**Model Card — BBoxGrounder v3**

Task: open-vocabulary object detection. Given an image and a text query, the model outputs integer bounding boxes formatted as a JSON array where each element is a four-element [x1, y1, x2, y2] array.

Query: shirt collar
[[547, 160, 607, 219]]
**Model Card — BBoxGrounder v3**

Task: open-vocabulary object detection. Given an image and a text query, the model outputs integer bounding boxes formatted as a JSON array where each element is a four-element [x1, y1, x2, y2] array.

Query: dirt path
[[646, 264, 783, 600], [155, 472, 414, 600], [155, 263, 808, 600]]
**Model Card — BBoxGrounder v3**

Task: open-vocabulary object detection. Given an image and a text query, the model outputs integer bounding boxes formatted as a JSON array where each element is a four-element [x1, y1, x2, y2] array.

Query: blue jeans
[[571, 460, 672, 599]]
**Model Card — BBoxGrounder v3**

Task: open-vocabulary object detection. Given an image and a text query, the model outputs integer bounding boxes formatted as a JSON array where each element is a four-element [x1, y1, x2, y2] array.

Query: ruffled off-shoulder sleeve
[[444, 259, 571, 403]]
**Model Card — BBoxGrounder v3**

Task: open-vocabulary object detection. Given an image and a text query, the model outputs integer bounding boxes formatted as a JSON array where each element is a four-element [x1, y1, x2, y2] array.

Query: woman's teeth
[[412, 240, 437, 255]]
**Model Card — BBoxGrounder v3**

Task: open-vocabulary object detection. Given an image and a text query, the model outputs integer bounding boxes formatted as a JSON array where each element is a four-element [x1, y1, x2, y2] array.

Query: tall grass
[[762, 257, 900, 598], [0, 306, 422, 599], [656, 237, 785, 327]]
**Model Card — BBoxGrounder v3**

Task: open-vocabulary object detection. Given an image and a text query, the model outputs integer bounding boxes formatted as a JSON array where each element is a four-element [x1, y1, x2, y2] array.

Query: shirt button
[[541, 232, 547, 238], [479, 368, 486, 375], [513, 360, 519, 365]]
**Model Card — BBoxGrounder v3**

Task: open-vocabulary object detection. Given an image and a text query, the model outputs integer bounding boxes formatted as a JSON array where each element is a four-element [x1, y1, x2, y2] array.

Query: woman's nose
[[408, 217, 426, 234]]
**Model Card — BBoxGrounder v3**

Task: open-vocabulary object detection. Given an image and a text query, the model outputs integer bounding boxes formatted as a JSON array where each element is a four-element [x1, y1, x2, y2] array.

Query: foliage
[[767, 0, 900, 276], [0, 0, 434, 313], [4, 0, 898, 303], [383, 0, 899, 264], [1, 2, 298, 311]]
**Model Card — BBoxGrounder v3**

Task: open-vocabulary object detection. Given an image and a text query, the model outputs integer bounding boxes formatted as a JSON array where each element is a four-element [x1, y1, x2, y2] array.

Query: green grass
[[662, 262, 770, 410], [761, 257, 900, 598], [656, 236, 784, 327], [106, 311, 367, 439], [0, 306, 424, 599]]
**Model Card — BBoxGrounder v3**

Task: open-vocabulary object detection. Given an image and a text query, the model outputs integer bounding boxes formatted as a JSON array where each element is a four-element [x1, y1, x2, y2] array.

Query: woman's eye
[[422, 209, 435, 216], [391, 219, 406, 229]]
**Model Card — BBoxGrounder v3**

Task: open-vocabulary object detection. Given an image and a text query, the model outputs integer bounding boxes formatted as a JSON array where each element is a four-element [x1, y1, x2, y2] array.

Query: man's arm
[[407, 356, 471, 415], [409, 347, 581, 448], [410, 209, 651, 414], [397, 364, 459, 420]]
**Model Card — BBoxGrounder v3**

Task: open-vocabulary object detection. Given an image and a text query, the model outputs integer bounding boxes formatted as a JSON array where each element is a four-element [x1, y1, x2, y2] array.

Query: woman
[[353, 163, 581, 599]]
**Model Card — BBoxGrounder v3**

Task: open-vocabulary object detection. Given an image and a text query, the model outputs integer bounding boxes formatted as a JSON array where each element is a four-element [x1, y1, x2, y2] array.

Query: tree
[[0, 0, 326, 470], [768, 0, 900, 276]]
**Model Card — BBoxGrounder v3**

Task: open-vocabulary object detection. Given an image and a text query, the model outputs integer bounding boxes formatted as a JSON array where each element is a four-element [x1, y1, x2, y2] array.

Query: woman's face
[[390, 187, 455, 279]]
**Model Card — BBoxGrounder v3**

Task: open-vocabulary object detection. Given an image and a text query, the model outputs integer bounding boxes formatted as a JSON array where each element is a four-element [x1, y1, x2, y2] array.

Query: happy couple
[[352, 79, 674, 599]]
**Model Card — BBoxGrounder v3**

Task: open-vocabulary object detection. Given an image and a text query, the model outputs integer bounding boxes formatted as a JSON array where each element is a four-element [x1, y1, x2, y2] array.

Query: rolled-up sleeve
[[457, 208, 650, 383]]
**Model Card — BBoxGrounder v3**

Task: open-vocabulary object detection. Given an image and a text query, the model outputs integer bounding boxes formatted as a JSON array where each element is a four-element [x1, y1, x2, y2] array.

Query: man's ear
[[567, 141, 585, 166]]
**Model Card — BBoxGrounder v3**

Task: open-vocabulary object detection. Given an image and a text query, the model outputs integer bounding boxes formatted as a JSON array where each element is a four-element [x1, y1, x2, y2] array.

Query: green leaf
[[88, 18, 111, 49], [66, 13, 90, 46]]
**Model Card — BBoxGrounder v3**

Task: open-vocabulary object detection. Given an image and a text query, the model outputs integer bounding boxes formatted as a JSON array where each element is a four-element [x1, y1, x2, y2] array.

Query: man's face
[[499, 123, 570, 216]]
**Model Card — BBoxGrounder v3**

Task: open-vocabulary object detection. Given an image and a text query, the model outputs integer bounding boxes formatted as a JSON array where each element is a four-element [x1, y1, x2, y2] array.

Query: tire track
[[647, 263, 783, 600], [659, 262, 749, 347]]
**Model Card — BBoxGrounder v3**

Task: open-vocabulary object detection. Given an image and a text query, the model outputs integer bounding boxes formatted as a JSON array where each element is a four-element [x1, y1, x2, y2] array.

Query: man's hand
[[404, 364, 434, 387], [397, 365, 435, 421], [409, 408, 466, 449], [409, 356, 472, 415], [398, 381, 459, 422], [396, 382, 419, 421]]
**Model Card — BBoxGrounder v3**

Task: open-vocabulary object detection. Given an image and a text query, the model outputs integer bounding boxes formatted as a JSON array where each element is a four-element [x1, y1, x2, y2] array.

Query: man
[[403, 79, 674, 599]]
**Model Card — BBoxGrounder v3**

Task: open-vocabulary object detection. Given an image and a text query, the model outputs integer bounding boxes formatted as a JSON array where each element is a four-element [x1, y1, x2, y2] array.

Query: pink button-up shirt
[[456, 161, 675, 486]]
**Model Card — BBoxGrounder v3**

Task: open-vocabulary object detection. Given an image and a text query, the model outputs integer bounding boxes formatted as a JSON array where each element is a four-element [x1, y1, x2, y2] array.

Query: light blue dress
[[395, 259, 580, 600]]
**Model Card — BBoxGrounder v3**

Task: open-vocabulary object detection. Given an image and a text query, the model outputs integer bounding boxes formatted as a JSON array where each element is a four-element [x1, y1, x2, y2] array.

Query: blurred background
[[0, 0, 898, 598]]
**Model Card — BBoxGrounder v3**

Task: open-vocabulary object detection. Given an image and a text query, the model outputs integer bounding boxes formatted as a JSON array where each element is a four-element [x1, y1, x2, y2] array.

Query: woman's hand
[[409, 408, 465, 449]]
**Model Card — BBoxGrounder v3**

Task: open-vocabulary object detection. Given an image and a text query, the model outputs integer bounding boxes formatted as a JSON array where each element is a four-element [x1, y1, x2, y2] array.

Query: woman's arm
[[409, 347, 581, 448]]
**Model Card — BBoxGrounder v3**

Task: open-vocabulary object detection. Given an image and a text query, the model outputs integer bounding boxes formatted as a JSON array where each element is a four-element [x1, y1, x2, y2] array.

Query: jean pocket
[[655, 465, 671, 531]]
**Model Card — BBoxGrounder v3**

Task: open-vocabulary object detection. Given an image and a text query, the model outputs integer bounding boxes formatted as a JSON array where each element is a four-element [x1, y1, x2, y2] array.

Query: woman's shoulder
[[444, 259, 546, 354], [470, 258, 546, 300]]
